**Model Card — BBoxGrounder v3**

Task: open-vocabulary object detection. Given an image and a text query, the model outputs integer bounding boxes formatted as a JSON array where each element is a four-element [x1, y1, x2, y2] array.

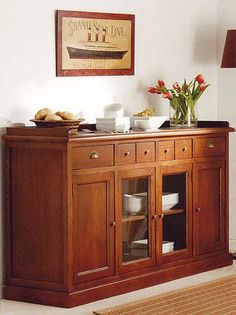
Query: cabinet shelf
[[122, 214, 146, 222], [162, 209, 184, 216], [122, 209, 184, 222]]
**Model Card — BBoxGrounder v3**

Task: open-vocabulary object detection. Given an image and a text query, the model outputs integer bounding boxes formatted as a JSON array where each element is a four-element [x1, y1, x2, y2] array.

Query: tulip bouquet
[[148, 74, 210, 127]]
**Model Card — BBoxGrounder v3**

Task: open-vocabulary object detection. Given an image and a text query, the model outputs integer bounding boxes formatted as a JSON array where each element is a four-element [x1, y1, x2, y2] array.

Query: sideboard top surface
[[4, 121, 235, 143]]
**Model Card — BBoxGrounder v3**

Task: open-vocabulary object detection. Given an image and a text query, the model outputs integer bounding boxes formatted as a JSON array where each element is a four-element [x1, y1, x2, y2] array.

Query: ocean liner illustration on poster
[[56, 10, 135, 76], [67, 27, 128, 60]]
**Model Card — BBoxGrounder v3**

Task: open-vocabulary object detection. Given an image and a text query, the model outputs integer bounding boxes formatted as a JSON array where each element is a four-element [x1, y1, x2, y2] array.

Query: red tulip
[[148, 87, 157, 94], [199, 84, 205, 91], [162, 92, 173, 100], [195, 74, 205, 84], [173, 82, 181, 91], [148, 87, 161, 94], [158, 80, 165, 88]]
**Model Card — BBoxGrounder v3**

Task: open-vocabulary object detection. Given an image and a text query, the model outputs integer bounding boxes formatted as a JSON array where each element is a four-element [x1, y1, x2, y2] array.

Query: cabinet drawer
[[175, 139, 192, 159], [116, 143, 135, 165], [194, 137, 226, 157], [72, 145, 114, 169], [157, 141, 174, 161], [136, 142, 155, 163]]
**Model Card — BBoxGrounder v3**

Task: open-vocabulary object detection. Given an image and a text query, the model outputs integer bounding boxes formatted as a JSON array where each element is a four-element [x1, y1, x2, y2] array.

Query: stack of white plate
[[162, 192, 179, 210], [130, 239, 148, 257], [96, 117, 130, 132], [162, 241, 174, 253], [130, 239, 174, 255]]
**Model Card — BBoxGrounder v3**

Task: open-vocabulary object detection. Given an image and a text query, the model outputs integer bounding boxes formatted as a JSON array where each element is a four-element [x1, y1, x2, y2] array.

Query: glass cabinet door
[[117, 168, 155, 273], [157, 164, 193, 263]]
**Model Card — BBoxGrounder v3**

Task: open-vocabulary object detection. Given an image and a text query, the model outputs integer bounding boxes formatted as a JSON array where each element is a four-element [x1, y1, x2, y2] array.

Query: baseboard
[[4, 253, 233, 308], [229, 239, 236, 252]]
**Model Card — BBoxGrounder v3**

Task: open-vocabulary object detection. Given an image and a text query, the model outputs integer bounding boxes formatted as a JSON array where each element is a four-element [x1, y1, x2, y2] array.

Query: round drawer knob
[[164, 149, 169, 154], [182, 147, 187, 152], [124, 152, 130, 157], [89, 151, 99, 159], [144, 150, 150, 155]]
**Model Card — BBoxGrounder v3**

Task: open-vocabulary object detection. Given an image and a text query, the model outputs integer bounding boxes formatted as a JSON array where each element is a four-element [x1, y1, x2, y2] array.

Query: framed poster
[[56, 10, 135, 76]]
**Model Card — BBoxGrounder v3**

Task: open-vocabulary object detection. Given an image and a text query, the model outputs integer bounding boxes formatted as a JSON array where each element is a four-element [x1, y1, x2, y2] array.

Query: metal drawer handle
[[164, 149, 169, 154], [182, 147, 187, 152], [207, 143, 215, 148], [124, 152, 130, 157], [89, 151, 99, 159], [144, 150, 150, 155]]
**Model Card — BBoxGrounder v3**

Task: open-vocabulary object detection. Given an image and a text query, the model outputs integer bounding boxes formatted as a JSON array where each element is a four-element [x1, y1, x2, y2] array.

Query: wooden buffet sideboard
[[3, 122, 235, 307]]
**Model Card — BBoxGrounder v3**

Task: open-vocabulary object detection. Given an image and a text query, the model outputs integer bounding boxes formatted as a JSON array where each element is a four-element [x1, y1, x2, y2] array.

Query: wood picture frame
[[56, 10, 135, 76]]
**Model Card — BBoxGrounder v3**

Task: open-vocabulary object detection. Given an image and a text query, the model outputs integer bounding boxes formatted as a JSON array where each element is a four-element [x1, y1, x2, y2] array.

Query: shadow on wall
[[193, 24, 217, 64]]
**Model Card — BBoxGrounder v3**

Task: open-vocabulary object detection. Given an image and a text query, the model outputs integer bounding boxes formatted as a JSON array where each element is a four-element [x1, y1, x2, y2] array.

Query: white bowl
[[123, 192, 147, 214], [131, 116, 168, 130], [103, 103, 124, 118]]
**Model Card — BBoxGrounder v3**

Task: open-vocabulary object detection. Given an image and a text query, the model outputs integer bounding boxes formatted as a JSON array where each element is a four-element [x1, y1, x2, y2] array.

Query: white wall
[[217, 0, 236, 248], [0, 0, 219, 296]]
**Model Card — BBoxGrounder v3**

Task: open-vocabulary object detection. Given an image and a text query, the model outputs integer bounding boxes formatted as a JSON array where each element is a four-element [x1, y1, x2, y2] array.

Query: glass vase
[[169, 97, 198, 128]]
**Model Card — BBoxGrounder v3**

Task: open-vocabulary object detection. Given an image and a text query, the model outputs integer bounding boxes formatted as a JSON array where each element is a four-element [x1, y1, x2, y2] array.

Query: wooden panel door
[[72, 171, 115, 283], [194, 161, 226, 255], [117, 168, 156, 273], [157, 164, 193, 264]]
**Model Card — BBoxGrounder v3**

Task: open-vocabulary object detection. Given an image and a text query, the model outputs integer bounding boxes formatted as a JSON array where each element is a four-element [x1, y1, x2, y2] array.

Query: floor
[[0, 261, 236, 315]]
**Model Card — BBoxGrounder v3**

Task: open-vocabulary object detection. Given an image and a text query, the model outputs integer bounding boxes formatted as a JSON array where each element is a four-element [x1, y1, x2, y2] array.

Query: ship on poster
[[61, 17, 132, 70]]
